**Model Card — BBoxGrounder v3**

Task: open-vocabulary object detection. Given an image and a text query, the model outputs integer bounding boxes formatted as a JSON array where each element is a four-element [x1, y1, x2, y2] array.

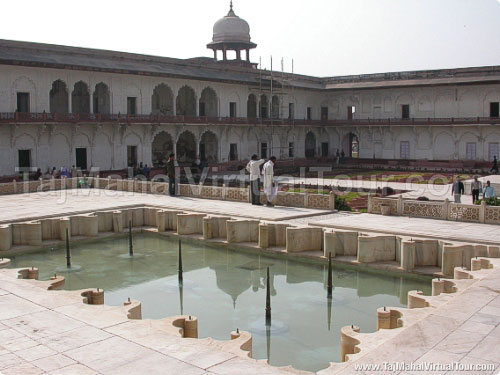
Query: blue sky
[[1, 0, 499, 76]]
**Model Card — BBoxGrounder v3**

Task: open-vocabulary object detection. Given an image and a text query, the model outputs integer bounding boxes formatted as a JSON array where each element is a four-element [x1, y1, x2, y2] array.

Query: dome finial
[[228, 0, 236, 16]]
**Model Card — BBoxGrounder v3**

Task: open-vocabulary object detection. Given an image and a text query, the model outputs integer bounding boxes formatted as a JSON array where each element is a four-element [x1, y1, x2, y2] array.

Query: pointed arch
[[200, 130, 218, 162], [50, 80, 69, 114], [199, 87, 218, 117], [93, 82, 110, 114], [152, 84, 174, 115], [72, 81, 90, 114], [176, 86, 197, 116], [152, 131, 174, 167], [247, 94, 257, 118], [176, 130, 197, 163]]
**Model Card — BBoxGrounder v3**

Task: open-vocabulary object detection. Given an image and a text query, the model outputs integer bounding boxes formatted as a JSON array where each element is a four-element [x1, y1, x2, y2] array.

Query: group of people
[[452, 177, 496, 204], [246, 155, 277, 207], [32, 166, 81, 180], [133, 163, 151, 179], [335, 149, 346, 165]]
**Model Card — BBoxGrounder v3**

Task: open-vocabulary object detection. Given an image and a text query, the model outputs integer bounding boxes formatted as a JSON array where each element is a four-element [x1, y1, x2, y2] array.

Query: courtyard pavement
[[0, 189, 330, 224], [0, 190, 499, 374], [0, 269, 293, 375], [0, 189, 498, 245], [305, 212, 500, 245]]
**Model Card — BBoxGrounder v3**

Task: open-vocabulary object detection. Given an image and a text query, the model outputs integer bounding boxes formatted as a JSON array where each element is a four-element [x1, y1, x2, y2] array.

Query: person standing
[[246, 154, 265, 205], [483, 180, 496, 199], [33, 168, 42, 181], [166, 153, 176, 196], [452, 177, 465, 203], [471, 176, 483, 204], [262, 156, 277, 207], [143, 164, 150, 180], [491, 156, 499, 174]]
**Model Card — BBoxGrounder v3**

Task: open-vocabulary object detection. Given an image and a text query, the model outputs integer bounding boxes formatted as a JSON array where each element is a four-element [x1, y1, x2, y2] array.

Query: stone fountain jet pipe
[[265, 267, 271, 322], [65, 227, 71, 268], [128, 220, 133, 257]]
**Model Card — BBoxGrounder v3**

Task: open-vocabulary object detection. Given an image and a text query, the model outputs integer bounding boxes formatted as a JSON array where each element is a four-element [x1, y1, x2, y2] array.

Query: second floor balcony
[[1, 112, 500, 127]]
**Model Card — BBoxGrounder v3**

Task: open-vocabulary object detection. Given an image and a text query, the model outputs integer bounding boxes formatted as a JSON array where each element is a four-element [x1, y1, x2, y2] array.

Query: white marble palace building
[[0, 3, 499, 176]]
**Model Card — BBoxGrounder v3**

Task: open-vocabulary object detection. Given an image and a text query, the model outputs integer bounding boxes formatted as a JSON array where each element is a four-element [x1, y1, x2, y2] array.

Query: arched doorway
[[176, 131, 197, 163], [305, 132, 316, 159], [272, 95, 280, 119], [260, 95, 268, 119], [342, 132, 359, 158], [72, 81, 90, 114], [200, 131, 218, 162], [199, 87, 218, 117], [50, 80, 68, 114], [152, 84, 174, 115], [93, 83, 110, 114], [151, 131, 174, 167], [247, 94, 257, 118], [176, 86, 196, 116]]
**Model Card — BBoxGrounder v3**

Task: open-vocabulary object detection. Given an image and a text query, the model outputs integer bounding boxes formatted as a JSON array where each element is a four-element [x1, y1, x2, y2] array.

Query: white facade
[[1, 51, 500, 177]]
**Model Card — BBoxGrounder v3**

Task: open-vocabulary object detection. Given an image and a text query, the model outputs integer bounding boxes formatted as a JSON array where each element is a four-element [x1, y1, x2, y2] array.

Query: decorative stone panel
[[307, 194, 330, 209], [485, 206, 500, 225], [448, 204, 480, 222], [402, 201, 443, 219], [371, 198, 398, 215]]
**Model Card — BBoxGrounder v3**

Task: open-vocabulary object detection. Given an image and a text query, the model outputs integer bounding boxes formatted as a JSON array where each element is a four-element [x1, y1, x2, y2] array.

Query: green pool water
[[9, 234, 431, 373]]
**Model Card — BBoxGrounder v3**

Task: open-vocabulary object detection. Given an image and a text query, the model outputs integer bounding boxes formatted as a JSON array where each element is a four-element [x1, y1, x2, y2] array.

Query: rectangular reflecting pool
[[9, 233, 431, 373]]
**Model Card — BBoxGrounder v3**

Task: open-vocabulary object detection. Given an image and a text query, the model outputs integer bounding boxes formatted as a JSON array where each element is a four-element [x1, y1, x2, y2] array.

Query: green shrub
[[476, 197, 500, 206], [335, 196, 352, 211]]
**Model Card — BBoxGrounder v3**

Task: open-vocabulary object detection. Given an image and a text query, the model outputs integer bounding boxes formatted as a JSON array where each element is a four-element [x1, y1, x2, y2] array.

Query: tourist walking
[[483, 180, 496, 199], [471, 176, 483, 204], [491, 156, 499, 174], [335, 149, 340, 166], [246, 154, 265, 205], [166, 153, 176, 196], [452, 177, 464, 203], [262, 156, 277, 207]]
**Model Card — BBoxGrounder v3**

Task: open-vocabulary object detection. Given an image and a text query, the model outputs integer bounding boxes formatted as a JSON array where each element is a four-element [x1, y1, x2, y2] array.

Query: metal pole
[[178, 239, 183, 282], [128, 221, 133, 256], [265, 267, 271, 321], [327, 252, 333, 297], [65, 227, 71, 268]]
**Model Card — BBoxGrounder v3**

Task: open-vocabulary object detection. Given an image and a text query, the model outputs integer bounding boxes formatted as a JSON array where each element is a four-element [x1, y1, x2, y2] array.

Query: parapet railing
[[0, 177, 335, 211], [368, 195, 500, 225], [1, 112, 500, 127]]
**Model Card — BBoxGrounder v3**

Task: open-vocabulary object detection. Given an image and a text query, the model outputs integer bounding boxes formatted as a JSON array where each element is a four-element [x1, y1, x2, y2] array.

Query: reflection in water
[[9, 234, 431, 373], [327, 296, 333, 331]]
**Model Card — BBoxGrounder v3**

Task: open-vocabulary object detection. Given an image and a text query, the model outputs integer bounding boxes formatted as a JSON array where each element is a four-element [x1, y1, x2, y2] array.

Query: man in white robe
[[246, 154, 265, 205], [262, 156, 277, 207]]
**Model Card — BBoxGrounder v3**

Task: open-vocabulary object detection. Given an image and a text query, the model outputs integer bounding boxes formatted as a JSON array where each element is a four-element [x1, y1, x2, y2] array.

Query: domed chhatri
[[207, 1, 257, 63]]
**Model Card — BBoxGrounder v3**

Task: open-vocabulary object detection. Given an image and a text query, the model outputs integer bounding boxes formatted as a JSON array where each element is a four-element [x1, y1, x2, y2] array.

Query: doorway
[[75, 148, 87, 170], [17, 93, 30, 113], [18, 149, 31, 168], [321, 142, 329, 157], [127, 145, 138, 167]]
